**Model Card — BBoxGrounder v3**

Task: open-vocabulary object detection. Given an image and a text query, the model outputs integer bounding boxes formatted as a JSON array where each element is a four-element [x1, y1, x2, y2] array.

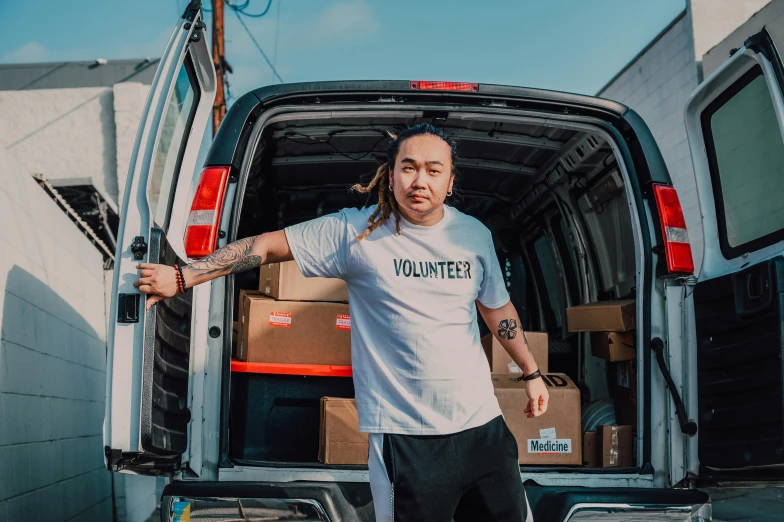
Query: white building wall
[[114, 474, 164, 522], [691, 0, 771, 66], [113, 82, 151, 205], [0, 78, 159, 522], [0, 147, 112, 521], [0, 87, 119, 205], [704, 0, 784, 77]]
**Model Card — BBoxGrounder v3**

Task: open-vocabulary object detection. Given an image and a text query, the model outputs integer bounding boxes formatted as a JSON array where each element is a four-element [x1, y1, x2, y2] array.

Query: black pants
[[368, 415, 530, 522]]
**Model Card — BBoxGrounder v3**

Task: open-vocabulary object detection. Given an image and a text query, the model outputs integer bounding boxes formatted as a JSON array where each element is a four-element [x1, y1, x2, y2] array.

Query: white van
[[104, 2, 784, 520]]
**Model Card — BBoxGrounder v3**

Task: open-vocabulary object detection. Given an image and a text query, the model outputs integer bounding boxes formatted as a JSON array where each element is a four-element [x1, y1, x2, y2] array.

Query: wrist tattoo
[[184, 236, 263, 276], [498, 318, 518, 340]]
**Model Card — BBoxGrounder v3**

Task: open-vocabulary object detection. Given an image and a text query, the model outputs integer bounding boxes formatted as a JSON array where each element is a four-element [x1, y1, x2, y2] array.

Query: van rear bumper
[[160, 481, 711, 521]]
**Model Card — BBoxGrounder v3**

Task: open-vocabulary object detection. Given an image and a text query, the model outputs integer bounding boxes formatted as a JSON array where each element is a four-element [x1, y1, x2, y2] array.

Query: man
[[136, 123, 548, 521]]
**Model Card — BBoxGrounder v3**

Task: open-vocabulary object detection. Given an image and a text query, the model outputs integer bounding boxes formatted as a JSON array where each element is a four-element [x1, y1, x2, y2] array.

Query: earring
[[447, 190, 453, 196]]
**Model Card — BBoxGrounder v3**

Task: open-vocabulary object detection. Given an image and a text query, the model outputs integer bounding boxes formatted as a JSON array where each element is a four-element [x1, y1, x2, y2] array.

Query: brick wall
[[0, 147, 112, 520], [0, 79, 160, 521]]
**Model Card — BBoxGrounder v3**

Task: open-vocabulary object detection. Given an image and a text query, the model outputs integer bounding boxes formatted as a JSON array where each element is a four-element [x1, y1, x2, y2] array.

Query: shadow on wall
[[1, 265, 112, 520]]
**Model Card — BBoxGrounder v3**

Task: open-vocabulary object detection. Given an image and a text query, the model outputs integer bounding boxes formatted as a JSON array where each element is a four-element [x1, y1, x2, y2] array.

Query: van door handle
[[652, 337, 697, 436]]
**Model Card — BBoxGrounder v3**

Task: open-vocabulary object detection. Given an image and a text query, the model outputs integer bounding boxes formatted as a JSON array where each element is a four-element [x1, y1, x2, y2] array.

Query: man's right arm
[[134, 230, 293, 309]]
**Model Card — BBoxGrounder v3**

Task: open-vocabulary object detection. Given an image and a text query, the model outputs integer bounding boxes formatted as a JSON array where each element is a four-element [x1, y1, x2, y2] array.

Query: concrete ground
[[706, 486, 784, 522]]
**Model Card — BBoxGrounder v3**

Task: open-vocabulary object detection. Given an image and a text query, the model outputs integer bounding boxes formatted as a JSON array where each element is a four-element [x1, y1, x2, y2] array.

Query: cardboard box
[[492, 373, 581, 465], [566, 299, 636, 332], [260, 261, 348, 302], [583, 431, 598, 467], [591, 331, 635, 362], [237, 289, 264, 360], [239, 293, 351, 365], [609, 361, 637, 428], [597, 425, 633, 467], [319, 398, 368, 465], [481, 332, 548, 374]]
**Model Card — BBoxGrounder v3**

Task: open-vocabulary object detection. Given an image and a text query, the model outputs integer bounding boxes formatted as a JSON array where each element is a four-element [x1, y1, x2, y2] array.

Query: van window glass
[[558, 217, 579, 275], [502, 252, 529, 330], [533, 235, 563, 330], [578, 178, 635, 297], [553, 215, 579, 305], [148, 56, 200, 229], [703, 65, 784, 256]]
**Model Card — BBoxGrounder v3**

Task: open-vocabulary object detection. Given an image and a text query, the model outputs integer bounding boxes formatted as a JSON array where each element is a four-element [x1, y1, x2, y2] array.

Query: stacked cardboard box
[[234, 263, 351, 365], [492, 373, 581, 465], [259, 261, 348, 302], [582, 426, 633, 467], [567, 299, 637, 429], [481, 332, 549, 374], [566, 299, 635, 333], [318, 397, 368, 465]]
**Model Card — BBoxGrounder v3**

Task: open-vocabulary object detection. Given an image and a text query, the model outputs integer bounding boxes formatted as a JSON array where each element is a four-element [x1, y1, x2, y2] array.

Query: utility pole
[[212, 0, 226, 136]]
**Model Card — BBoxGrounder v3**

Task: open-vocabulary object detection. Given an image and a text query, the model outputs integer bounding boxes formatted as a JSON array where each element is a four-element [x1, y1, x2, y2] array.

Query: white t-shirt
[[284, 204, 510, 435]]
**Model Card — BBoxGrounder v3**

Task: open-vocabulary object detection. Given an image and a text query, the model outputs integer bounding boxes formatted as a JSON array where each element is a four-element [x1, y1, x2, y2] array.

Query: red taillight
[[409, 80, 479, 92], [184, 166, 231, 258], [653, 184, 694, 275]]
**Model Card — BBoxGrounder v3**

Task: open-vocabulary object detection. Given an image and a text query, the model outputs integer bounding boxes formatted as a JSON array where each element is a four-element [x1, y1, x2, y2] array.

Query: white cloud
[[2, 42, 59, 63]]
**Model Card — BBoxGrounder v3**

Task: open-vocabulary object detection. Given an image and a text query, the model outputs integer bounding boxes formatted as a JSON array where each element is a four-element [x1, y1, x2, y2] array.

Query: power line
[[230, 4, 284, 83], [273, 0, 280, 66], [231, 0, 272, 18]]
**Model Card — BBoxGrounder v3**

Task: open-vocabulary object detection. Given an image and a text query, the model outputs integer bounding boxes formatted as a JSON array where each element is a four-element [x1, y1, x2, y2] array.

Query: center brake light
[[184, 166, 231, 258], [410, 80, 479, 92], [652, 184, 694, 275]]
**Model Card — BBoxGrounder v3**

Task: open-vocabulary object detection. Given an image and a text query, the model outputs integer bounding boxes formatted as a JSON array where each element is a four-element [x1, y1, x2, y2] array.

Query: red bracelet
[[174, 264, 185, 294]]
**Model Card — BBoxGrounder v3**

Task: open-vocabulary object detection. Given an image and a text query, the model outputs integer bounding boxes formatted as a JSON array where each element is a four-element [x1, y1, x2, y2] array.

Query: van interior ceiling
[[229, 112, 639, 467]]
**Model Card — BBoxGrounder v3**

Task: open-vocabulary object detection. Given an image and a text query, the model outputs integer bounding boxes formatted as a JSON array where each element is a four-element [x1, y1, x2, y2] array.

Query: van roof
[[249, 80, 630, 117]]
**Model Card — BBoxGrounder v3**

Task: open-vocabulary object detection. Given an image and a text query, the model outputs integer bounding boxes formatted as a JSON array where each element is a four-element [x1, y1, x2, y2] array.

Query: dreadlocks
[[352, 124, 458, 241]]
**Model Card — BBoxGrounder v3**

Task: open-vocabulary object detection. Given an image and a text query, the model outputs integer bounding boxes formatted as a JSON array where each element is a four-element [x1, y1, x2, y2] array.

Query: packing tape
[[610, 428, 618, 466]]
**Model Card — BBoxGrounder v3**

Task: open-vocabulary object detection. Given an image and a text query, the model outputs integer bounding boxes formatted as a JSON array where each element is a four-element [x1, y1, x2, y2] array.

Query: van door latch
[[131, 236, 148, 260], [652, 337, 697, 436], [117, 294, 140, 323]]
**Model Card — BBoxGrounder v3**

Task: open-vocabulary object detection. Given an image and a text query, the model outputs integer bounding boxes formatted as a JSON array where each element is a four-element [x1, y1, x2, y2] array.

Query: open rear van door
[[104, 0, 216, 476], [685, 27, 784, 476]]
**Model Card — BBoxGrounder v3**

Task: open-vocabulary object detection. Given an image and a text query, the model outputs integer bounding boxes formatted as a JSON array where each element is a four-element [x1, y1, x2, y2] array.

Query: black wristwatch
[[521, 369, 542, 382]]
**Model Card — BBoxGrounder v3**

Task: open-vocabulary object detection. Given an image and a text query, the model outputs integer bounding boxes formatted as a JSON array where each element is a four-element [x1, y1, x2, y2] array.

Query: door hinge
[[652, 337, 698, 436], [131, 236, 148, 260], [189, 20, 206, 42]]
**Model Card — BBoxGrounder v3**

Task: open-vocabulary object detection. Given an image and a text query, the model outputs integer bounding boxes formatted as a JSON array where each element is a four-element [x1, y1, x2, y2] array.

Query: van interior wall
[[230, 113, 638, 464]]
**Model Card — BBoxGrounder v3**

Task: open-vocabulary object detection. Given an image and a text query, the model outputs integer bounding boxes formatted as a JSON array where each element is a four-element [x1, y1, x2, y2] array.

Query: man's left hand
[[523, 376, 549, 418]]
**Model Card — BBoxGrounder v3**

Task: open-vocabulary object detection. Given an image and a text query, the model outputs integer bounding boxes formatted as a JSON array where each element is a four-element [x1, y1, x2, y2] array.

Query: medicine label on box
[[269, 311, 292, 328], [336, 314, 351, 330], [528, 438, 573, 454]]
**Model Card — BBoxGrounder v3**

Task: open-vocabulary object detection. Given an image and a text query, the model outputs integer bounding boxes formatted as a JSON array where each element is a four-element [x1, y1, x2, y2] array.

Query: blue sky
[[0, 0, 686, 102]]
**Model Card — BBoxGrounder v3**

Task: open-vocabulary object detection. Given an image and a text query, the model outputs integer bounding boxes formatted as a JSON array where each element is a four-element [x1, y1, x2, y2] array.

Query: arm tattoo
[[184, 236, 263, 277], [498, 318, 518, 340]]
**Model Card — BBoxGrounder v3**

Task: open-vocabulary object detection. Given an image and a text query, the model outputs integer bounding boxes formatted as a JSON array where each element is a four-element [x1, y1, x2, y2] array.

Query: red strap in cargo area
[[230, 360, 353, 377]]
